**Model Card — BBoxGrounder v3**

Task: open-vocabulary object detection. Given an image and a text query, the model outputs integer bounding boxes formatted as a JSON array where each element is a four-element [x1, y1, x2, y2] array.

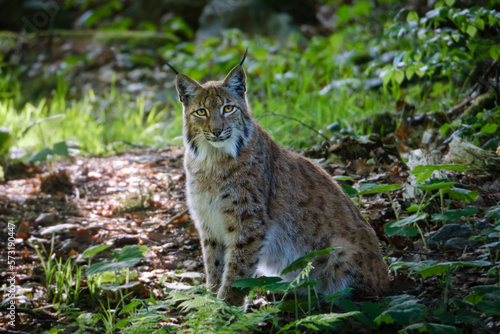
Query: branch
[[257, 112, 330, 141]]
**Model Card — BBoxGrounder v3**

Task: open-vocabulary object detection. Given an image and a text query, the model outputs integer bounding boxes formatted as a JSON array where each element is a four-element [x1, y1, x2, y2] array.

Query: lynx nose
[[212, 129, 222, 137]]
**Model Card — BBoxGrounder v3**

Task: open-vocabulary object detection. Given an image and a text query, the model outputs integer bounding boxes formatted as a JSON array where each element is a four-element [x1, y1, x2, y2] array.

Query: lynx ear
[[223, 65, 246, 98], [176, 74, 202, 104]]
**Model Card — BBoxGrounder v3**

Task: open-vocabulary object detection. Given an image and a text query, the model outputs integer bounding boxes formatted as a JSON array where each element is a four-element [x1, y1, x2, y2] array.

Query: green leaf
[[52, 141, 70, 156], [483, 241, 500, 249], [448, 260, 491, 268], [444, 0, 455, 6], [277, 311, 360, 333], [101, 281, 141, 291], [281, 248, 337, 275], [431, 207, 478, 222], [394, 70, 405, 84], [0, 166, 3, 179], [415, 179, 456, 191], [380, 68, 393, 85], [28, 147, 51, 162], [264, 281, 296, 293], [416, 264, 450, 279], [448, 187, 479, 202], [406, 65, 416, 80], [476, 300, 500, 316], [374, 295, 428, 325], [120, 300, 143, 314], [279, 295, 320, 313], [116, 272, 138, 283], [385, 224, 418, 237], [86, 246, 146, 276], [387, 213, 428, 229], [358, 183, 402, 195], [404, 322, 462, 334], [86, 260, 138, 276], [0, 127, 12, 154], [490, 45, 500, 60], [476, 18, 485, 30], [406, 204, 420, 213], [466, 24, 477, 36], [480, 123, 498, 135], [472, 285, 500, 299], [82, 244, 111, 258], [410, 164, 469, 183], [324, 288, 353, 302], [112, 318, 131, 330], [485, 206, 500, 220], [337, 5, 350, 24], [111, 245, 147, 262], [439, 123, 450, 137], [416, 65, 427, 77], [263, 278, 320, 293], [464, 292, 482, 304], [341, 184, 358, 197], [332, 176, 354, 181], [407, 11, 419, 23], [232, 276, 282, 290]]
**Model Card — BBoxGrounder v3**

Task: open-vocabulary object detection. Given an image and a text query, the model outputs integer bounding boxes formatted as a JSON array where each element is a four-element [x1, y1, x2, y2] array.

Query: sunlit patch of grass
[[0, 29, 464, 157]]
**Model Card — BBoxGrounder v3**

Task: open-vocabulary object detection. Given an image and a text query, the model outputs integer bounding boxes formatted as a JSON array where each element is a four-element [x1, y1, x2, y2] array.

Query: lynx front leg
[[217, 225, 266, 305], [201, 238, 226, 291]]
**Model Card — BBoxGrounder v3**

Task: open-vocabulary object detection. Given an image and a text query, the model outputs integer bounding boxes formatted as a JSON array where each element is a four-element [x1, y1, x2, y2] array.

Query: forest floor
[[1, 138, 499, 332], [0, 147, 206, 332]]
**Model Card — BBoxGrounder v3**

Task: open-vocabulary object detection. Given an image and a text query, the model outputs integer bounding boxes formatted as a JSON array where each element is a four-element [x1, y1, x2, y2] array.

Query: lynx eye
[[223, 105, 234, 114], [194, 109, 207, 117]]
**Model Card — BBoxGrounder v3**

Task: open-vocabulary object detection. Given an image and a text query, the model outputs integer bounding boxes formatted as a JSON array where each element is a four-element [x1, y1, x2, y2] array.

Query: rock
[[444, 136, 500, 174], [428, 224, 472, 244], [196, 0, 295, 44], [56, 238, 80, 251], [463, 89, 496, 118], [39, 223, 78, 235], [444, 237, 474, 250], [114, 235, 141, 247], [182, 259, 199, 271], [475, 220, 493, 231], [35, 212, 58, 226]]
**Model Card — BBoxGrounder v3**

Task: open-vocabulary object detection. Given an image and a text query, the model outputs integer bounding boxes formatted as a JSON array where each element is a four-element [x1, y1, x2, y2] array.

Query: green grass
[[0, 26, 462, 159]]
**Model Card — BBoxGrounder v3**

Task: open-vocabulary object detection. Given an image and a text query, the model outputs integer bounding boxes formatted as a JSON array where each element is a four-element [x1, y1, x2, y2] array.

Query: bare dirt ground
[[1, 145, 499, 333]]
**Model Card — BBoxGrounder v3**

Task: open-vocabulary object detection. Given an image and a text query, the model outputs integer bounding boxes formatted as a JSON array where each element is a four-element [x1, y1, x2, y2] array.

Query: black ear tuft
[[176, 74, 201, 104], [223, 66, 246, 98], [164, 61, 179, 75], [239, 48, 248, 66]]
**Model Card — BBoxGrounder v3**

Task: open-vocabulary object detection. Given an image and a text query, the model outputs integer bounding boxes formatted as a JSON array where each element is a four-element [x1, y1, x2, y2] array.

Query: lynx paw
[[218, 287, 246, 306]]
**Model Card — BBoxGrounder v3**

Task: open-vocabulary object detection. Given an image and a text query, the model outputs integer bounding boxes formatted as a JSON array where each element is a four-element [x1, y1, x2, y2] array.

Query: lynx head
[[175, 58, 254, 160]]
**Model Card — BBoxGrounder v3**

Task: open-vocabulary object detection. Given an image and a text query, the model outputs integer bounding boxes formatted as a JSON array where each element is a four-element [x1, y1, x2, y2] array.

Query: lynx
[[171, 53, 389, 305]]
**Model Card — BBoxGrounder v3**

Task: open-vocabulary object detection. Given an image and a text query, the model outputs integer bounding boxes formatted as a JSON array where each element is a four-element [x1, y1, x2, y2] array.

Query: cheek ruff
[[185, 121, 254, 161]]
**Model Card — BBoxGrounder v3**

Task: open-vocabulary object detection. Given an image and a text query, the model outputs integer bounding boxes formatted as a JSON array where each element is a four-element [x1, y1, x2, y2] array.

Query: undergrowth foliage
[[26, 163, 498, 333], [1, 0, 500, 333]]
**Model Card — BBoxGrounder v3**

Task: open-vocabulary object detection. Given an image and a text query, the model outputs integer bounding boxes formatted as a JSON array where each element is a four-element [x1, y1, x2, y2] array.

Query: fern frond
[[277, 311, 360, 333]]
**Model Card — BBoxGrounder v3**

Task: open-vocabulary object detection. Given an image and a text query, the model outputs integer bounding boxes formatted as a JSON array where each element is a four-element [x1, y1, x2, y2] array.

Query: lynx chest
[[185, 171, 234, 247]]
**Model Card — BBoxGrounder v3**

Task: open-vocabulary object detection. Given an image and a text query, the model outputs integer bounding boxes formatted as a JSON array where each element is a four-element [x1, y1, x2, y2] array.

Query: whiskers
[[185, 121, 254, 164]]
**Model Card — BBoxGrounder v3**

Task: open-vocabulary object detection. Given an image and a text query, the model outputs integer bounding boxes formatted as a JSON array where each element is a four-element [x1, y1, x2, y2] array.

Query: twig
[[0, 307, 56, 321], [18, 308, 57, 320], [157, 208, 190, 232], [257, 112, 330, 141], [165, 209, 189, 225], [384, 246, 448, 257], [0, 329, 31, 334], [446, 95, 473, 117]]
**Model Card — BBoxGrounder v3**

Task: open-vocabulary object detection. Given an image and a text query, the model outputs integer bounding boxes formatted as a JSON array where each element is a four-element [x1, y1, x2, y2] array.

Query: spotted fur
[[175, 63, 389, 305]]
